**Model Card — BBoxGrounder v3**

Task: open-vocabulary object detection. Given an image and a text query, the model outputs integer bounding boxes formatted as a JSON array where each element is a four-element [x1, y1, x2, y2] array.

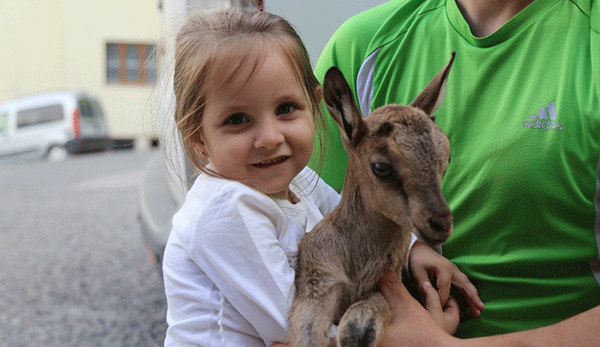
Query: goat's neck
[[335, 166, 410, 280], [336, 167, 401, 247]]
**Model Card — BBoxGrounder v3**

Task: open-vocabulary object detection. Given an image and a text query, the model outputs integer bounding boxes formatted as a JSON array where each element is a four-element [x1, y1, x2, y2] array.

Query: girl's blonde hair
[[173, 9, 322, 175]]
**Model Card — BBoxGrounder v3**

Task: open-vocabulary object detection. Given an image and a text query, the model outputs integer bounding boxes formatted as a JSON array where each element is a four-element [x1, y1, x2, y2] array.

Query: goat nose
[[428, 212, 453, 234]]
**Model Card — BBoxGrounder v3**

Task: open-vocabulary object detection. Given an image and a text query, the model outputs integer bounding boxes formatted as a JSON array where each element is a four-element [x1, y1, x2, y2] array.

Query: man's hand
[[409, 241, 484, 317], [378, 271, 460, 346]]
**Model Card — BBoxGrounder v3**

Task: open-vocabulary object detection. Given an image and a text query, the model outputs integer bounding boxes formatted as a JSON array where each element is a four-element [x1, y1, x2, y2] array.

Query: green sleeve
[[309, 0, 407, 190]]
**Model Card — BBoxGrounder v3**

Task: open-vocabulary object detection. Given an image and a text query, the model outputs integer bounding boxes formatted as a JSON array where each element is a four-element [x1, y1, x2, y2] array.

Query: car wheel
[[47, 145, 68, 162]]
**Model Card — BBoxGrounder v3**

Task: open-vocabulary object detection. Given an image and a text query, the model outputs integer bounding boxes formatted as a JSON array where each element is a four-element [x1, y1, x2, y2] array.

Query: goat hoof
[[337, 317, 378, 347]]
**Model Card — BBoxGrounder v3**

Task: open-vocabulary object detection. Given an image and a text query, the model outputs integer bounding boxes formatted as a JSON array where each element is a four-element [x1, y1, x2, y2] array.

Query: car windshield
[[78, 98, 103, 119]]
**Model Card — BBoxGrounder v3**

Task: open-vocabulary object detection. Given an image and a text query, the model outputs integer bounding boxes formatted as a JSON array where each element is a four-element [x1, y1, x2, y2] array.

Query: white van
[[0, 91, 112, 162]]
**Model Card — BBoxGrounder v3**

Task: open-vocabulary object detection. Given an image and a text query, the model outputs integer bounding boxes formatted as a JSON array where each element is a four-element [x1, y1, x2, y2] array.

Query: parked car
[[139, 149, 192, 276], [0, 91, 112, 162]]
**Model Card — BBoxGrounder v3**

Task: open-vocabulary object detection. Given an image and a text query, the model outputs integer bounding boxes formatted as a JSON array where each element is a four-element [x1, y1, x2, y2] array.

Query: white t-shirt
[[163, 167, 341, 347]]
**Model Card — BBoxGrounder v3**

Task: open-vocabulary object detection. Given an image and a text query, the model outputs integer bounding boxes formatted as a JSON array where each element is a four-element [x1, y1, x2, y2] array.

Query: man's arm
[[379, 272, 600, 347], [466, 305, 600, 347]]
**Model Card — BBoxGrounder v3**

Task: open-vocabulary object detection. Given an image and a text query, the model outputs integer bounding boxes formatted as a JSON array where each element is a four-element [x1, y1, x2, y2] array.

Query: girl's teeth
[[255, 156, 288, 166]]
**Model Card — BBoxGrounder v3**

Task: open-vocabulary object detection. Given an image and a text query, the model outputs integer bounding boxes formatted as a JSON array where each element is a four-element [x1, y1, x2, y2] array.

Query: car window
[[78, 98, 104, 119], [16, 104, 64, 129], [78, 99, 93, 118]]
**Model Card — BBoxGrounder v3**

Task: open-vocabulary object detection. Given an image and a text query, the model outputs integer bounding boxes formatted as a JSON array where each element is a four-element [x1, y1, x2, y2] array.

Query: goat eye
[[371, 162, 393, 178]]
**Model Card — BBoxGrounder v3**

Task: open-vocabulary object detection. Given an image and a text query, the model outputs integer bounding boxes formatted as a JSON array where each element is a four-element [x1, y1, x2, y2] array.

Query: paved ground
[[0, 150, 168, 347]]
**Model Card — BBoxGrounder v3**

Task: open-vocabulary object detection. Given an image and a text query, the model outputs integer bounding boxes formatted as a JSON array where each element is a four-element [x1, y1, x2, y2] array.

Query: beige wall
[[0, 0, 67, 98], [0, 0, 161, 141]]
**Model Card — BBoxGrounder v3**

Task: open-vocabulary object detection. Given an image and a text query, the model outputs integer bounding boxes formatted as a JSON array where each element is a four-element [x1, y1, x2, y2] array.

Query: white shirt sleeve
[[315, 178, 341, 216], [295, 166, 341, 216], [189, 186, 294, 346]]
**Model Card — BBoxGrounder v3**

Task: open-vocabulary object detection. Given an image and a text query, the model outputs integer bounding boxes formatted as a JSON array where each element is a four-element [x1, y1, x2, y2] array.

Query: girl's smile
[[196, 48, 317, 202], [251, 155, 291, 168]]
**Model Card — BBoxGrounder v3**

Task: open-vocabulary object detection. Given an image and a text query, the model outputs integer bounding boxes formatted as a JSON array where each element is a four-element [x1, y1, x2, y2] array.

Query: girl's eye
[[225, 113, 248, 125], [276, 103, 296, 116]]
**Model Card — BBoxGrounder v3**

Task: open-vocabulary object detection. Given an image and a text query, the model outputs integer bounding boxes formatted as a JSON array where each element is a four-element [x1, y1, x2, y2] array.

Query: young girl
[[161, 9, 340, 347]]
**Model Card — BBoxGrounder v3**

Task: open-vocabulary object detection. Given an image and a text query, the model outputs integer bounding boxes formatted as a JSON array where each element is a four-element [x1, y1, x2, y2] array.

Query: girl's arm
[[191, 190, 297, 346]]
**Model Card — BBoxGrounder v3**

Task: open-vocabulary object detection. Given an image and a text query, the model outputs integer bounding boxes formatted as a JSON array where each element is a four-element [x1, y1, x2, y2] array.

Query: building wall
[[0, 0, 67, 99], [264, 0, 388, 66], [0, 0, 161, 142]]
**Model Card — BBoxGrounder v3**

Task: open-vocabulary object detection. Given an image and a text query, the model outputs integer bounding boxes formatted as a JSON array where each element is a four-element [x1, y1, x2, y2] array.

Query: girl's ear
[[195, 146, 209, 159], [193, 133, 210, 159]]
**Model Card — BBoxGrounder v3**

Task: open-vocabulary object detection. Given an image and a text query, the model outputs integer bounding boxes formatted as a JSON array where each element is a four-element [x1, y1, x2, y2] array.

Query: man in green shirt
[[311, 0, 600, 344]]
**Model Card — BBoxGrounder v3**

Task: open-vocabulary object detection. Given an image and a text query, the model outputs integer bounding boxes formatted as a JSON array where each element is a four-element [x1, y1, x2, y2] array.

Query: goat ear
[[323, 67, 365, 145], [410, 52, 455, 117]]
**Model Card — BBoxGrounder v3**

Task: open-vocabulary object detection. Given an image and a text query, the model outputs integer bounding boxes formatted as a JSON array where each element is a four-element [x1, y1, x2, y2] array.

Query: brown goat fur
[[288, 53, 456, 347]]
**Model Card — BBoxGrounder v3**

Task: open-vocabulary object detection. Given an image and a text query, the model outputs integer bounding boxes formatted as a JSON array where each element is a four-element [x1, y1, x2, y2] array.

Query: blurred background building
[[0, 0, 161, 149], [0, 0, 386, 150]]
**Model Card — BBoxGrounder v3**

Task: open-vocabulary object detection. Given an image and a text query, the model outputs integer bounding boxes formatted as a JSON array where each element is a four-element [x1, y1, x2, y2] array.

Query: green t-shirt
[[311, 0, 600, 337]]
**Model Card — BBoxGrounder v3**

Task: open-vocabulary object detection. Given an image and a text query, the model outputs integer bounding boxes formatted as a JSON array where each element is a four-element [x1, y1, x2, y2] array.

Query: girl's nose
[[254, 117, 284, 149]]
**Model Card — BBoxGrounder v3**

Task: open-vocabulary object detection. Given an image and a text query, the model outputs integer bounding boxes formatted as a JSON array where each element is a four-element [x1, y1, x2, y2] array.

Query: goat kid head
[[323, 53, 455, 245]]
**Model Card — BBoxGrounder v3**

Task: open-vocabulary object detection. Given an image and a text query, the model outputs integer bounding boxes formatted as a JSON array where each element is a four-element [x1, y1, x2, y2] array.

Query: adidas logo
[[523, 102, 562, 130]]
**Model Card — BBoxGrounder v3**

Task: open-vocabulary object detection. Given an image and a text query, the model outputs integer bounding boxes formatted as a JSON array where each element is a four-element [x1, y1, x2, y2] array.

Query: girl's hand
[[409, 241, 485, 318], [378, 271, 460, 345]]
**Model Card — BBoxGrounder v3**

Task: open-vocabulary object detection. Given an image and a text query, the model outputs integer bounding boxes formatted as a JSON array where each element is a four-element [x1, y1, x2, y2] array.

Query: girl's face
[[197, 50, 317, 201]]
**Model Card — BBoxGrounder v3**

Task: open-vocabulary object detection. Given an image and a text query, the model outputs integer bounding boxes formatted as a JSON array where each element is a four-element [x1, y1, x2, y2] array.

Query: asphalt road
[[0, 150, 168, 347]]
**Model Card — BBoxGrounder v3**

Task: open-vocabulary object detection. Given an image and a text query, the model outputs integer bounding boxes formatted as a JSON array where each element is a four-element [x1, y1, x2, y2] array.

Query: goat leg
[[336, 292, 391, 347], [289, 280, 344, 347]]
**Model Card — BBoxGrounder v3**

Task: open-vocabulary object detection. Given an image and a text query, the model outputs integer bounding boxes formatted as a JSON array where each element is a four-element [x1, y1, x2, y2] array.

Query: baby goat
[[289, 53, 456, 347]]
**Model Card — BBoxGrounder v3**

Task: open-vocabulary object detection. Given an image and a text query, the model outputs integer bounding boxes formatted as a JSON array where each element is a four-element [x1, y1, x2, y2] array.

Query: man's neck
[[455, 0, 535, 37]]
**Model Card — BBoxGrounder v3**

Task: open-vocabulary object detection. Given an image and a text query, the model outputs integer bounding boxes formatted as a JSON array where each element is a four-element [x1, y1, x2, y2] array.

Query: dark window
[[17, 104, 64, 129], [78, 98, 103, 119], [107, 43, 156, 85]]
